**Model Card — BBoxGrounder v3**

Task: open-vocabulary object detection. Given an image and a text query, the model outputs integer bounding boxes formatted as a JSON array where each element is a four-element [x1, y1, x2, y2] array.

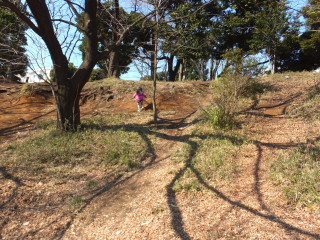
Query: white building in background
[[17, 67, 52, 83]]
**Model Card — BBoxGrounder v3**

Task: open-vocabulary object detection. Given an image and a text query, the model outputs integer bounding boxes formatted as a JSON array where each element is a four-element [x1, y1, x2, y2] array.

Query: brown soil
[[0, 77, 320, 239]]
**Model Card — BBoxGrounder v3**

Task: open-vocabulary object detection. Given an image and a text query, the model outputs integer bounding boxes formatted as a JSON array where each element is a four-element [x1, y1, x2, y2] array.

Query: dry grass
[[1, 114, 149, 182], [1, 71, 320, 239]]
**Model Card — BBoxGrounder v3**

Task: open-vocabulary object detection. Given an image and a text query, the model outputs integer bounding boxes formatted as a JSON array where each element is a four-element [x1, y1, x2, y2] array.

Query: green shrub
[[204, 106, 236, 130], [207, 48, 263, 129]]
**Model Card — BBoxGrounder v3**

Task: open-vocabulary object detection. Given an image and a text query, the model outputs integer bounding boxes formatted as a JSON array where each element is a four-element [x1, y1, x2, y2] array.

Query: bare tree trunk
[[167, 55, 182, 82], [178, 59, 184, 81], [167, 55, 174, 81], [108, 46, 120, 78], [193, 59, 207, 81], [183, 58, 186, 81], [270, 53, 276, 75], [56, 82, 82, 130], [150, 30, 155, 79], [108, 0, 120, 78], [6, 64, 13, 80], [210, 58, 220, 80]]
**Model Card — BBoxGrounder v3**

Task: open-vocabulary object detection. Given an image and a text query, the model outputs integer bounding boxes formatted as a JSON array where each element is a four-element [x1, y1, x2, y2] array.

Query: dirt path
[[60, 111, 198, 239], [61, 78, 320, 239], [61, 116, 320, 239], [1, 77, 320, 239]]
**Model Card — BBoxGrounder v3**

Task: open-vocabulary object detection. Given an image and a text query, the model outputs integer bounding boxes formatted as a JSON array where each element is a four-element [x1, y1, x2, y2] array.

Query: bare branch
[[64, 0, 83, 19]]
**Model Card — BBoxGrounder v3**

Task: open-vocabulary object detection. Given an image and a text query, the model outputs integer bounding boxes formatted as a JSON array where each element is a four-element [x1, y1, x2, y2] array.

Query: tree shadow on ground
[[51, 111, 199, 238], [0, 167, 25, 210], [166, 132, 320, 239], [3, 111, 319, 239], [78, 111, 320, 239]]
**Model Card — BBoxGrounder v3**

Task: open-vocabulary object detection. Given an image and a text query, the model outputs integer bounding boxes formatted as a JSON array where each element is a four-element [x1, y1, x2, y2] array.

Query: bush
[[206, 48, 263, 129], [89, 68, 108, 81], [204, 105, 236, 130]]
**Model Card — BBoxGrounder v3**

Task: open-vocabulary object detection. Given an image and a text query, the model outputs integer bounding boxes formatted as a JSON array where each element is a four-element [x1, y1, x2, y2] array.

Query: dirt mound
[[0, 80, 211, 141], [0, 92, 55, 142]]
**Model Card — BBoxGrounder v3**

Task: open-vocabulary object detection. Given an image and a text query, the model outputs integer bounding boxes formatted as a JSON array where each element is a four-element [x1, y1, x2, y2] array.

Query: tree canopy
[[0, 5, 28, 80]]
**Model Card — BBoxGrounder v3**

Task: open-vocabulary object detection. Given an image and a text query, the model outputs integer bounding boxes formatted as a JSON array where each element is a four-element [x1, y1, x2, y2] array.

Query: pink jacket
[[134, 91, 146, 101]]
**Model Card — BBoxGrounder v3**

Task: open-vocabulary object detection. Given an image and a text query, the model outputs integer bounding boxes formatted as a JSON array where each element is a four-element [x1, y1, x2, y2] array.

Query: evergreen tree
[[248, 0, 295, 74], [300, 0, 320, 69], [277, 0, 320, 71], [78, 1, 152, 78], [0, 7, 28, 80], [161, 0, 223, 81]]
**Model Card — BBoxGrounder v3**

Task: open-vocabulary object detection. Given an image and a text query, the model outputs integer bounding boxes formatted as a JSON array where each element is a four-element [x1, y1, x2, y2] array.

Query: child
[[133, 87, 147, 112]]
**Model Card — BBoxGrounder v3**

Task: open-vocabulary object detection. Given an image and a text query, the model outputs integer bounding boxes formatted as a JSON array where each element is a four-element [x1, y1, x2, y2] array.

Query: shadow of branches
[[58, 111, 320, 239], [165, 130, 320, 239], [3, 110, 319, 239]]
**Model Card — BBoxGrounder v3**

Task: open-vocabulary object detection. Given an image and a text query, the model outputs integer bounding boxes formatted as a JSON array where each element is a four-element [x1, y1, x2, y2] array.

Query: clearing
[[0, 73, 320, 239]]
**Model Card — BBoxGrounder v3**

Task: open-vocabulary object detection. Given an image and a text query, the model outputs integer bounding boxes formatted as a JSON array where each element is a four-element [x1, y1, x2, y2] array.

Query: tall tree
[[300, 0, 320, 69], [0, 0, 153, 131], [79, 2, 151, 78], [250, 0, 295, 74], [161, 0, 222, 81], [0, 5, 28, 80]]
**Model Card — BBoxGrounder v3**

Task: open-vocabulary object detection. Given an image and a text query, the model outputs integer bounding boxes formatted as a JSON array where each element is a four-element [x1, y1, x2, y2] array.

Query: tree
[[300, 0, 320, 69], [161, 0, 222, 81], [159, 0, 285, 80], [79, 2, 153, 79], [0, 0, 153, 131], [303, 0, 320, 30], [276, 0, 320, 71], [0, 5, 28, 80], [250, 0, 295, 74]]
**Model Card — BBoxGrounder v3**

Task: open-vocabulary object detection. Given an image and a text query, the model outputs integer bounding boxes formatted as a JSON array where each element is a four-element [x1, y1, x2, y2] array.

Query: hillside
[[0, 73, 320, 239]]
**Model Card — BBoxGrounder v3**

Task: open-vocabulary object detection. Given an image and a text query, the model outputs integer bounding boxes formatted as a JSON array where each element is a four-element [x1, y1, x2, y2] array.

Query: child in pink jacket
[[133, 87, 147, 112]]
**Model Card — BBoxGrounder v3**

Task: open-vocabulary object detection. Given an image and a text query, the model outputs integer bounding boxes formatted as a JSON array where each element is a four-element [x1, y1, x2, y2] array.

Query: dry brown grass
[[1, 72, 320, 239]]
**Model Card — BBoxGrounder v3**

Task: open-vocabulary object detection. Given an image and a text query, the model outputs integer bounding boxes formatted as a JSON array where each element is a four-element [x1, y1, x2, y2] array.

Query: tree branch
[[0, 0, 41, 36]]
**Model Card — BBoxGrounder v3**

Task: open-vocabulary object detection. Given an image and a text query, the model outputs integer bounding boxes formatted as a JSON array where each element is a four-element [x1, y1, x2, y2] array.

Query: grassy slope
[[1, 72, 320, 238], [5, 72, 320, 209]]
